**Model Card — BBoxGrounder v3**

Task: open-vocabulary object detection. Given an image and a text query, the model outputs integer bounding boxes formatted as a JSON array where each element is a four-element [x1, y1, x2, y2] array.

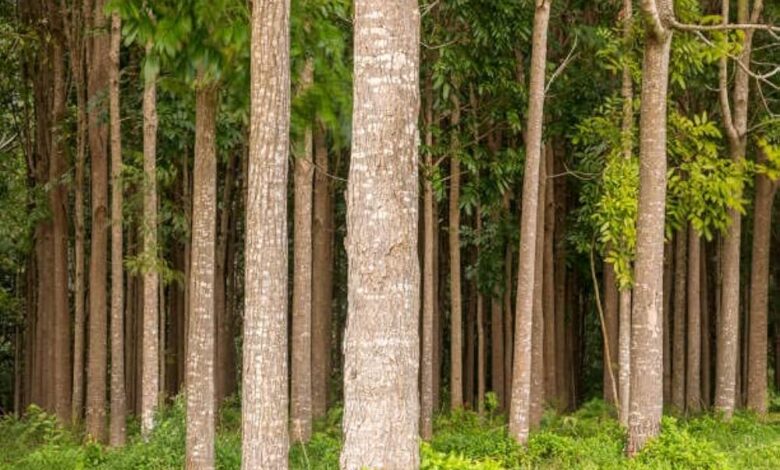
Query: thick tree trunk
[[340, 1, 420, 468], [311, 125, 333, 419], [687, 225, 702, 414], [672, 230, 687, 413], [627, 0, 672, 454], [242, 0, 291, 466], [746, 156, 777, 413], [291, 58, 314, 443], [449, 95, 463, 410], [185, 84, 218, 470], [509, 0, 551, 444], [85, 0, 111, 442], [108, 12, 126, 446], [420, 75, 436, 439]]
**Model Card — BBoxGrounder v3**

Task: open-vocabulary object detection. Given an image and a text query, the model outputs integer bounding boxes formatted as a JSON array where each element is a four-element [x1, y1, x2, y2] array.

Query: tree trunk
[[746, 154, 777, 413], [242, 0, 291, 466], [108, 11, 126, 446], [627, 0, 672, 454], [476, 208, 486, 413], [504, 226, 514, 406], [85, 0, 111, 442], [604, 261, 619, 405], [214, 149, 237, 405], [663, 242, 673, 405], [715, 0, 762, 419], [449, 95, 463, 411], [672, 230, 687, 413], [530, 150, 547, 428], [340, 1, 420, 467], [185, 84, 218, 469], [686, 225, 702, 414], [543, 144, 556, 403], [291, 58, 314, 443], [420, 74, 436, 439], [311, 125, 333, 419], [491, 296, 505, 410], [701, 243, 712, 408], [509, 0, 551, 445]]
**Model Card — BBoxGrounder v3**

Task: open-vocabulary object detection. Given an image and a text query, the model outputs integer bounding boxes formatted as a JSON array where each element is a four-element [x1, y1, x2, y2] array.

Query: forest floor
[[1, 397, 780, 469]]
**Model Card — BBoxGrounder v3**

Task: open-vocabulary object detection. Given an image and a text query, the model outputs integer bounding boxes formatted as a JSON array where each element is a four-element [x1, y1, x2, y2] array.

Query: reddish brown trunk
[[687, 226, 702, 413], [449, 96, 464, 410]]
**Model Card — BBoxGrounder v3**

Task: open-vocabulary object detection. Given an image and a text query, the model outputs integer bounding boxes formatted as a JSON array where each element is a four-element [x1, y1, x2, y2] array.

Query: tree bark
[[509, 0, 551, 445], [311, 125, 333, 419], [543, 144, 556, 403], [85, 0, 111, 442], [491, 296, 505, 410], [185, 84, 218, 469], [715, 0, 762, 420], [672, 230, 687, 413], [663, 242, 673, 405], [108, 11, 126, 446], [627, 0, 672, 454], [340, 1, 420, 467], [604, 261, 619, 405], [420, 74, 436, 439], [291, 58, 314, 443], [242, 0, 291, 466], [449, 95, 463, 411], [701, 243, 712, 408], [746, 152, 777, 414], [687, 225, 702, 413], [476, 208, 486, 413], [530, 149, 547, 428]]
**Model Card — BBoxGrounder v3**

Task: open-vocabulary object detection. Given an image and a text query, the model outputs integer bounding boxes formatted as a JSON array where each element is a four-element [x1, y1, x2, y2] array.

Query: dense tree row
[[0, 0, 778, 468]]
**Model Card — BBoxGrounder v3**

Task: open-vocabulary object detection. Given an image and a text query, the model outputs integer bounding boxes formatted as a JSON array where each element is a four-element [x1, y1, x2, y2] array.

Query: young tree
[[85, 0, 111, 442], [242, 0, 291, 467], [687, 225, 702, 413], [291, 59, 314, 442], [509, 0, 551, 445], [109, 11, 126, 446], [421, 75, 436, 439], [340, 0, 421, 467], [449, 94, 463, 411], [671, 230, 687, 413], [627, 0, 673, 455], [141, 42, 160, 439]]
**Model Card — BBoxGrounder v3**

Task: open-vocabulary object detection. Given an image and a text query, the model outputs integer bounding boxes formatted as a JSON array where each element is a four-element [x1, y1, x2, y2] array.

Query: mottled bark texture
[[85, 0, 111, 442], [185, 85, 218, 469], [449, 95, 463, 411], [140, 43, 160, 439], [340, 1, 421, 468], [530, 151, 546, 428], [242, 0, 291, 467], [687, 226, 702, 413], [628, 0, 672, 455], [509, 0, 551, 445], [109, 12, 126, 446], [291, 59, 314, 443], [421, 75, 436, 439]]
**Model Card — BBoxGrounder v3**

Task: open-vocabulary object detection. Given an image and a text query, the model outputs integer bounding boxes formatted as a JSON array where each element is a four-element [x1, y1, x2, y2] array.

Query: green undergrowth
[[1, 397, 779, 469]]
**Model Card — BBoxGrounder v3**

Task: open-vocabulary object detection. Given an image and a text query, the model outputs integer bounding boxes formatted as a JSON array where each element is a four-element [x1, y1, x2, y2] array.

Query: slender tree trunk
[[672, 230, 687, 413], [449, 95, 463, 410], [746, 152, 777, 413], [340, 1, 420, 468], [715, 0, 762, 419], [214, 150, 237, 405], [185, 84, 219, 469], [311, 125, 333, 419], [476, 208, 486, 413], [627, 0, 672, 454], [504, 224, 514, 406], [291, 58, 314, 443], [543, 144, 556, 403], [604, 261, 619, 405], [663, 242, 673, 405], [530, 150, 547, 428], [465, 284, 476, 407], [242, 0, 291, 466], [49, 10, 71, 424], [687, 225, 702, 413], [85, 0, 111, 442], [108, 11, 126, 446], [420, 74, 436, 439], [701, 244, 712, 408], [509, 0, 551, 444], [491, 296, 505, 410]]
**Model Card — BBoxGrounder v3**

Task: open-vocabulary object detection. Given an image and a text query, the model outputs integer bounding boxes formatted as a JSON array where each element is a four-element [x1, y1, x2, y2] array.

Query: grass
[[2, 397, 780, 469]]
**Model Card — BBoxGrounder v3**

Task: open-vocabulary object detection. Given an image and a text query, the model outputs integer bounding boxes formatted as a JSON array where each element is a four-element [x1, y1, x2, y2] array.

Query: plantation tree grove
[[0, 0, 779, 468]]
